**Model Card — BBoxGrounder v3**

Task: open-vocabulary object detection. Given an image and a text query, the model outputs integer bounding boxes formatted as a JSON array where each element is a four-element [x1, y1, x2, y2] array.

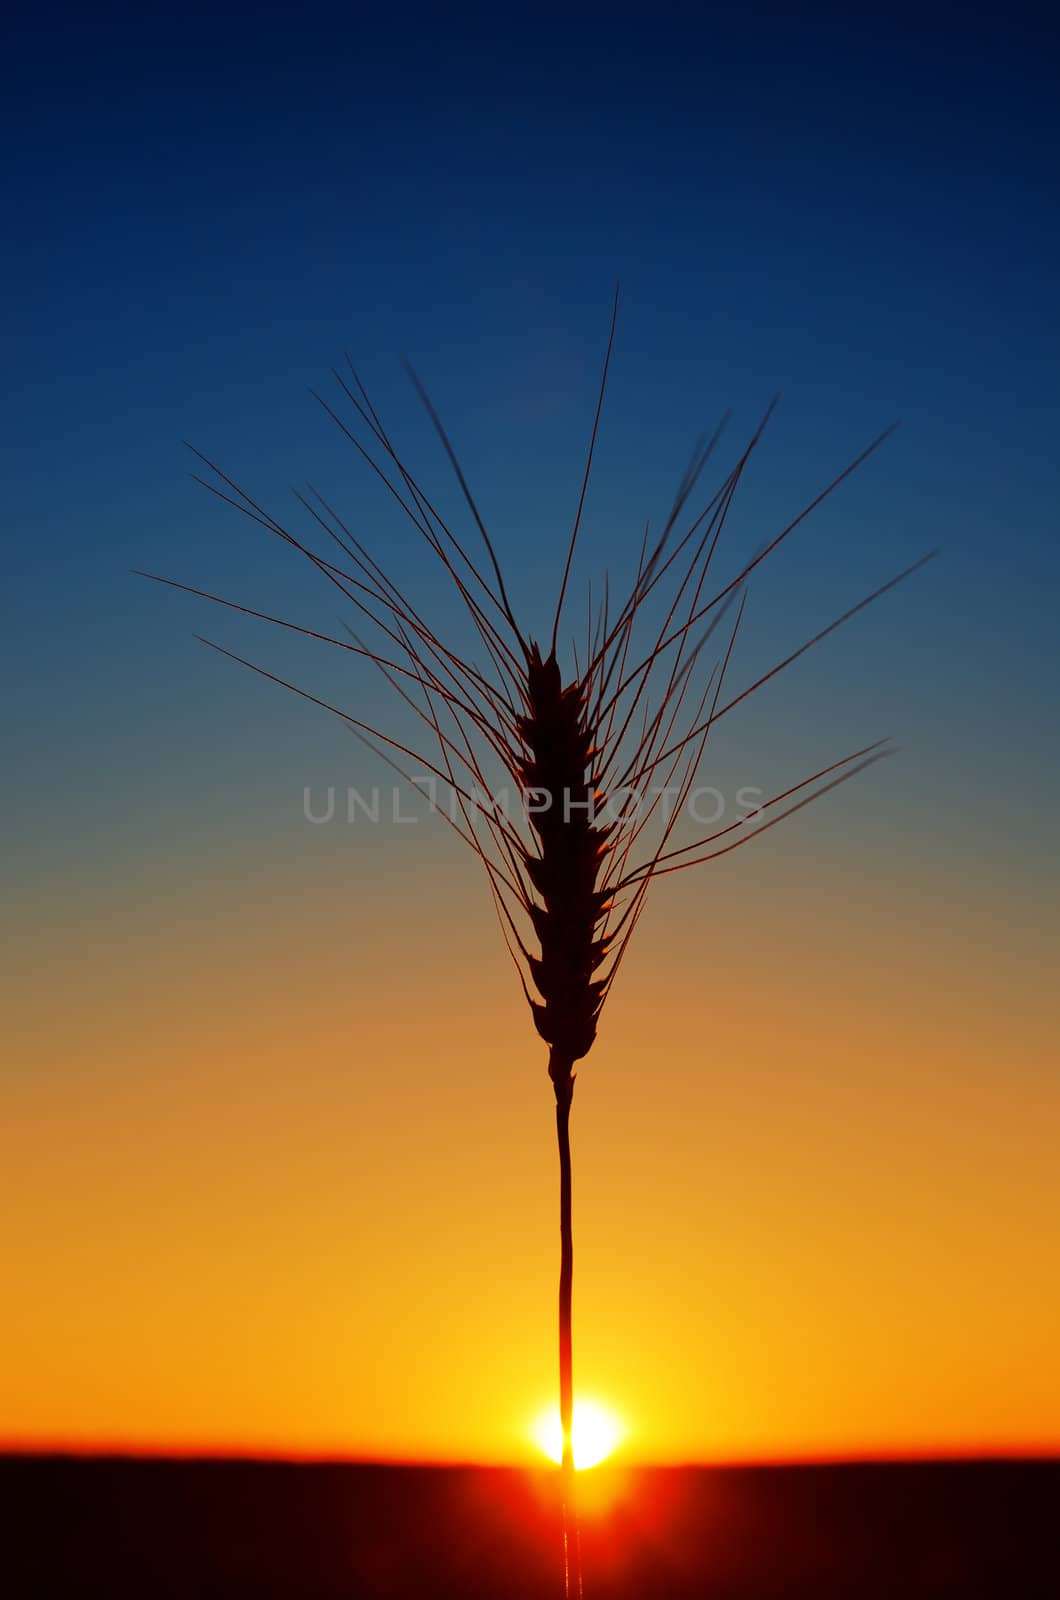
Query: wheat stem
[[552, 1055, 582, 1600]]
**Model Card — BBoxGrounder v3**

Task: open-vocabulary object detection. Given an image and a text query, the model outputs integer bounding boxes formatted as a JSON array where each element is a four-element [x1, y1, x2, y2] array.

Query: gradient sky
[[3, 4, 1059, 1464]]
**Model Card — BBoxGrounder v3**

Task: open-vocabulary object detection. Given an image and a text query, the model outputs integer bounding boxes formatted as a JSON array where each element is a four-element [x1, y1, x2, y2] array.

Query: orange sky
[[4, 818, 1057, 1466]]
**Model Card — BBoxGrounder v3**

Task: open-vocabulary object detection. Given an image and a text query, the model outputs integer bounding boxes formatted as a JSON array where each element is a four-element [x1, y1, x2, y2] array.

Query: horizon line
[[3, 1440, 1058, 1471]]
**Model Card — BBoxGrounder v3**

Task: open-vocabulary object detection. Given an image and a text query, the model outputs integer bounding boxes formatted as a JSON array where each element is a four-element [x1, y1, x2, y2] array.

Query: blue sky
[[4, 2, 1058, 903]]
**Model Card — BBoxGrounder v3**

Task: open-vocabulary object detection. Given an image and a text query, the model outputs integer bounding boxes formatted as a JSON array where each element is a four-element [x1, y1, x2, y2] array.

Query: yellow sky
[[3, 834, 1057, 1462]]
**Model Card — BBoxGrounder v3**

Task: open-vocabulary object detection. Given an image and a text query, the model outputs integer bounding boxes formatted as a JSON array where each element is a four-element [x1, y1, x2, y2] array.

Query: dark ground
[[2, 1456, 1057, 1598]]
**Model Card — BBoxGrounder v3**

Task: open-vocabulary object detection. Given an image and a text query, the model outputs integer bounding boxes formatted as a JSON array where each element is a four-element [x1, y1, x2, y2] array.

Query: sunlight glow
[[533, 1399, 625, 1470]]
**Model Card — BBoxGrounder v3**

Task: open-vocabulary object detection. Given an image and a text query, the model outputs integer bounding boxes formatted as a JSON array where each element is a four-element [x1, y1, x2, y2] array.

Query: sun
[[533, 1399, 625, 1470]]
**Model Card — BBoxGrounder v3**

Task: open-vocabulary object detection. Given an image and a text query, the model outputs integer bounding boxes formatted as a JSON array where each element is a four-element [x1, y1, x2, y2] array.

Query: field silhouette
[[4, 1455, 1057, 1598]]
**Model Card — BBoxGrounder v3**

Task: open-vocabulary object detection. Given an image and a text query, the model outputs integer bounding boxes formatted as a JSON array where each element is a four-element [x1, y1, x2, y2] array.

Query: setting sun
[[533, 1400, 625, 1470]]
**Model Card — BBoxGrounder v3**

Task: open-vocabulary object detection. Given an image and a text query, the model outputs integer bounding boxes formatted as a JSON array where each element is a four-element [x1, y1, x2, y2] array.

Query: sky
[[2, 3, 1059, 1464]]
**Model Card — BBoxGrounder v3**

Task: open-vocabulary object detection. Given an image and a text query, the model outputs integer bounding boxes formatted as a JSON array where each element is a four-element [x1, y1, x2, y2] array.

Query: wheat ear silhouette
[[141, 290, 934, 1599]]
